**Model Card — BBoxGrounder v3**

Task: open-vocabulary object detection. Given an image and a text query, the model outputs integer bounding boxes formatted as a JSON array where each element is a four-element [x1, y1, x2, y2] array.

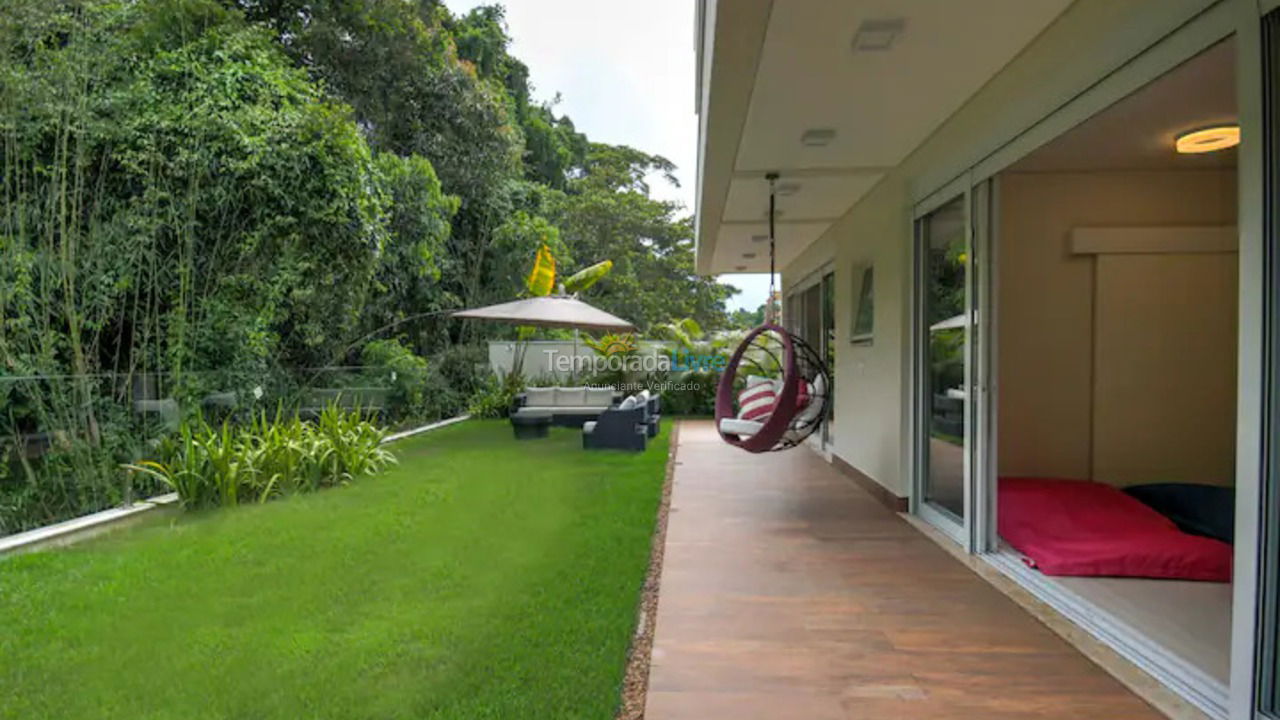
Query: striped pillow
[[738, 379, 777, 421]]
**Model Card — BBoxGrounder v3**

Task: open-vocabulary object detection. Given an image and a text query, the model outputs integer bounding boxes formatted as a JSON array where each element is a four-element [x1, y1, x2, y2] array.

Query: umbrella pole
[[572, 329, 579, 384]]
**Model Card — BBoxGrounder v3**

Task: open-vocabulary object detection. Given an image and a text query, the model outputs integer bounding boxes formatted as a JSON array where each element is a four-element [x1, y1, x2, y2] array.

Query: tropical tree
[[549, 145, 735, 332]]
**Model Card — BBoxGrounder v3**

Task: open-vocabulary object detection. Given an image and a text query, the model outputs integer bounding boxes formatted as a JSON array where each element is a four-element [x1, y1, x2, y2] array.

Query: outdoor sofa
[[582, 395, 647, 451], [582, 389, 661, 451], [511, 386, 618, 427]]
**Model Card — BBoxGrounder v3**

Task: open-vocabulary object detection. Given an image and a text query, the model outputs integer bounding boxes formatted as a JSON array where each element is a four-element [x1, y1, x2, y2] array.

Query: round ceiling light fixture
[[1175, 124, 1240, 154]]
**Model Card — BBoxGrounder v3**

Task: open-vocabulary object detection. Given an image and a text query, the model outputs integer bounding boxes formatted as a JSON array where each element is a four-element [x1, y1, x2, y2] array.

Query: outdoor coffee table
[[511, 410, 552, 440]]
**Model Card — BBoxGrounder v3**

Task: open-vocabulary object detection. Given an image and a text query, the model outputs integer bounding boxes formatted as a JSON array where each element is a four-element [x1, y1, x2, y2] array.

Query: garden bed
[[0, 420, 669, 719]]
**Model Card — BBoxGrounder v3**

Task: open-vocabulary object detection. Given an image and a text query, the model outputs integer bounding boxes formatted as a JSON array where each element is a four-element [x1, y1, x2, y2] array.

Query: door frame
[[1242, 4, 1277, 719], [910, 172, 982, 551]]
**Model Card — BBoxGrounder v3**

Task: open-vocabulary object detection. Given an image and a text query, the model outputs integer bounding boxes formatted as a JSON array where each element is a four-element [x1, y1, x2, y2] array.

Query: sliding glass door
[[915, 192, 970, 537], [913, 177, 993, 549]]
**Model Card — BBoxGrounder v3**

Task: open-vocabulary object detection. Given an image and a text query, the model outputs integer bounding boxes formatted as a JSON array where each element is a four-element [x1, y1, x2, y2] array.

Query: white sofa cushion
[[619, 395, 638, 410], [719, 417, 763, 437], [554, 387, 587, 406], [524, 387, 555, 407]]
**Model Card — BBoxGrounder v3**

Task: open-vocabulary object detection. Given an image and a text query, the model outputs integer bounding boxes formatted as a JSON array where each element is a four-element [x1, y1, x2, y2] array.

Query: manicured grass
[[0, 421, 669, 720]]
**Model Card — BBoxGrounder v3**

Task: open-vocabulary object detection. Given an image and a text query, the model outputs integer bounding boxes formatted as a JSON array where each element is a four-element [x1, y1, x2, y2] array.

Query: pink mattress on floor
[[998, 477, 1232, 581]]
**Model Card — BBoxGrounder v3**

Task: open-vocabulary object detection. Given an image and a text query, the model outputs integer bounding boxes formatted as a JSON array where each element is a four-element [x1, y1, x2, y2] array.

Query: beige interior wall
[[776, 0, 1223, 499], [996, 170, 1237, 484], [1092, 253, 1238, 485]]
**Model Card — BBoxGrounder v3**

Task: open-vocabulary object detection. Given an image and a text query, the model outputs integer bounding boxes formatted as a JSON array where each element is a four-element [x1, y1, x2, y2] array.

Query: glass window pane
[[922, 195, 968, 519]]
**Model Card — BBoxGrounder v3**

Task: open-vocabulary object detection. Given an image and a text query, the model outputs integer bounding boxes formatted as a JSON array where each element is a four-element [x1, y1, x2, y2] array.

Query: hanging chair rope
[[766, 171, 778, 323]]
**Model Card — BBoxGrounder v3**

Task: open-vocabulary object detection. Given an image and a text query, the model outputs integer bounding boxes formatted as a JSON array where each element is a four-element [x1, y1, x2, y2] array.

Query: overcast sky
[[442, 0, 771, 312]]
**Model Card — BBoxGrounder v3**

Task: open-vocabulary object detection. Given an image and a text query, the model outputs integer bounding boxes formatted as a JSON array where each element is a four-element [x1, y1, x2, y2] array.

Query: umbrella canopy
[[929, 314, 967, 332], [452, 295, 635, 332]]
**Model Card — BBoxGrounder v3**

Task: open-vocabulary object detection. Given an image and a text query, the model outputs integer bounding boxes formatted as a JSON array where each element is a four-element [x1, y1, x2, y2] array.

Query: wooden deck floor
[[645, 421, 1163, 719]]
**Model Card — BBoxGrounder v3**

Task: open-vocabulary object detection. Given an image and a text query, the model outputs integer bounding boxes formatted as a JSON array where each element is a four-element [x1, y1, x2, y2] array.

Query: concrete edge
[[0, 493, 180, 557], [382, 414, 471, 443]]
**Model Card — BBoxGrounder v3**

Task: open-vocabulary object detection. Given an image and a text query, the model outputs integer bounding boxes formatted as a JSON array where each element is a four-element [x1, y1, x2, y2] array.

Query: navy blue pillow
[[1123, 483, 1234, 544]]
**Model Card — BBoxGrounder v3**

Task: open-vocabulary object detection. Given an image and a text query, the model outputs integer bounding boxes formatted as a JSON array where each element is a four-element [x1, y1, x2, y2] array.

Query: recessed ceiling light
[[801, 128, 836, 147], [1175, 125, 1240, 154], [734, 265, 748, 271], [852, 18, 905, 52], [775, 181, 801, 196], [742, 252, 757, 259]]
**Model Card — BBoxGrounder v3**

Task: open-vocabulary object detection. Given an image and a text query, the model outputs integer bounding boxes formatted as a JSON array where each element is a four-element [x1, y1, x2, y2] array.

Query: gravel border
[[616, 420, 680, 720]]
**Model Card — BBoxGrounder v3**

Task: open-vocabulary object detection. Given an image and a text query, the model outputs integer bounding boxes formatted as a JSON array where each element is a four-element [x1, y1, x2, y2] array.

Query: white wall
[[784, 179, 910, 495], [487, 340, 672, 382]]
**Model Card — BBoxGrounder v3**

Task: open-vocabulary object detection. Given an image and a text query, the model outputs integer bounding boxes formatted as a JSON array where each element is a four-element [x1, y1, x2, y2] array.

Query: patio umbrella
[[452, 295, 635, 332], [929, 314, 967, 332]]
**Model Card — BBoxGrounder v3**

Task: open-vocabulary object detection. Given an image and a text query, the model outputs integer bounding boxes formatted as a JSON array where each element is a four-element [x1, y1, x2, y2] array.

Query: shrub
[[361, 339, 431, 419], [466, 375, 516, 419], [0, 393, 170, 535], [124, 405, 395, 509], [658, 371, 720, 416], [422, 344, 493, 420]]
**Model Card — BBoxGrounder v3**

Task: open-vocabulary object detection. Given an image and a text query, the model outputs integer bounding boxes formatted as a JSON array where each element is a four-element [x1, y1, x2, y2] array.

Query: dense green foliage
[[0, 0, 732, 530], [0, 421, 668, 719], [651, 318, 740, 416], [127, 405, 394, 508], [221, 0, 733, 333], [729, 304, 767, 329]]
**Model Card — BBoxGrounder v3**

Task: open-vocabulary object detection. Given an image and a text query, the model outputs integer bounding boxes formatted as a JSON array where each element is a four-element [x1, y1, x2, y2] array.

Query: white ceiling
[[711, 222, 829, 273], [1013, 38, 1237, 173], [710, 0, 1073, 273], [722, 172, 884, 223]]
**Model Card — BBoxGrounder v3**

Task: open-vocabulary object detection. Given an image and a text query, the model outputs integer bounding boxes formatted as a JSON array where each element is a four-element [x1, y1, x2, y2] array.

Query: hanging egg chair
[[715, 323, 830, 452], [714, 174, 832, 453]]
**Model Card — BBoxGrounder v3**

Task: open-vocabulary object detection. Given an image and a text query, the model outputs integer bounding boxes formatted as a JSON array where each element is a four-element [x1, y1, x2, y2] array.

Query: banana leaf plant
[[509, 243, 615, 382]]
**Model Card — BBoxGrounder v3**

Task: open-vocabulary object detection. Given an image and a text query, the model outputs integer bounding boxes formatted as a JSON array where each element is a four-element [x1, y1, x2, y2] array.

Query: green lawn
[[0, 421, 669, 720]]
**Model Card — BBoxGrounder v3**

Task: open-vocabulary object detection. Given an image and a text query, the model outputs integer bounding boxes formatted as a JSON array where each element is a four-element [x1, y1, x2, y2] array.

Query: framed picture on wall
[[850, 265, 874, 345]]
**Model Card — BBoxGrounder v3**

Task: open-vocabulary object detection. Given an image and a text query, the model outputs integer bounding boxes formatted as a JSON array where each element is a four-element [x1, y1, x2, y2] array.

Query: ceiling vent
[[734, 265, 748, 271], [852, 18, 905, 52], [775, 181, 801, 196], [750, 234, 770, 243], [742, 252, 758, 259], [800, 128, 836, 147]]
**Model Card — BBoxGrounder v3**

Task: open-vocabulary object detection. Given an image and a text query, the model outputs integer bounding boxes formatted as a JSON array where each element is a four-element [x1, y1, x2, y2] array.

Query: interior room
[[994, 38, 1238, 690]]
